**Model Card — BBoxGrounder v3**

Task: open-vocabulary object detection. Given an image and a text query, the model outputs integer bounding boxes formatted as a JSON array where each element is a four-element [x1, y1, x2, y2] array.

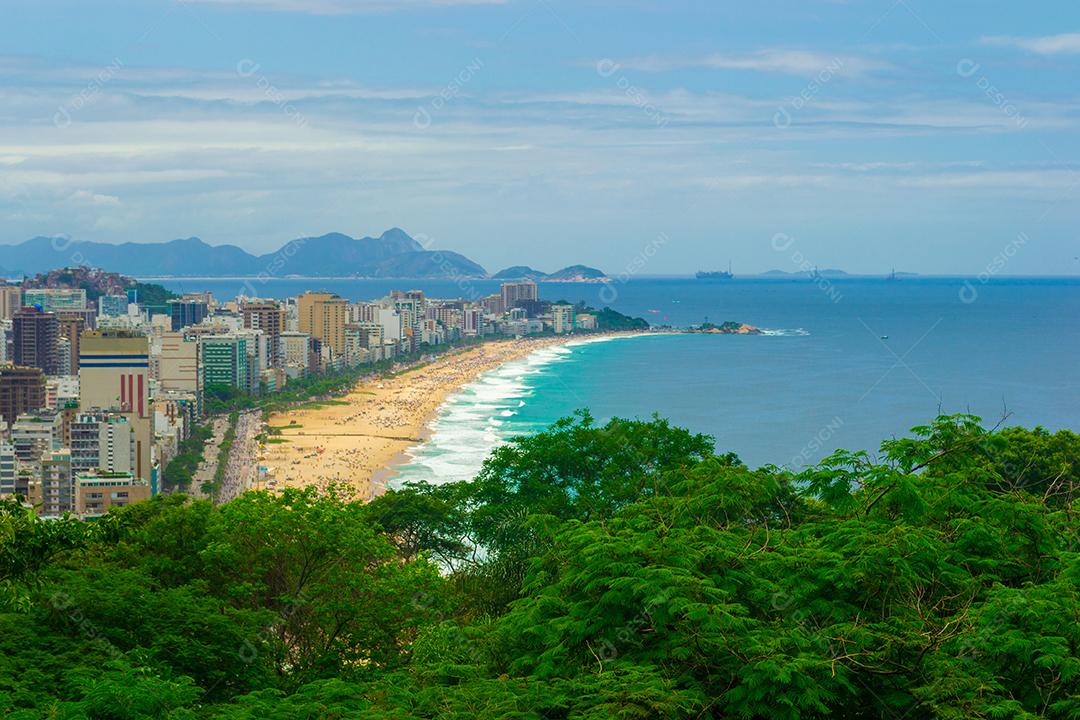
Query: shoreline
[[259, 332, 644, 498]]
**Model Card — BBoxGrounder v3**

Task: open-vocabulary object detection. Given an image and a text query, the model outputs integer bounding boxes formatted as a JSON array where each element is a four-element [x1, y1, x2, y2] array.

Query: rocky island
[[688, 321, 762, 335]]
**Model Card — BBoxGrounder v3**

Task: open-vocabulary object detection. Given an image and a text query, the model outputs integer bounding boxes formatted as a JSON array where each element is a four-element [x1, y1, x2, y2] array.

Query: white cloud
[[604, 50, 888, 77], [68, 190, 121, 206], [183, 0, 506, 14], [981, 33, 1080, 55]]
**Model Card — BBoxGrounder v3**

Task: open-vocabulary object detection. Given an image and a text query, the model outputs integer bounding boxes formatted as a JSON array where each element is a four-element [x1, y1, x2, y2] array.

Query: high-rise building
[[13, 307, 60, 375], [463, 308, 483, 335], [56, 312, 86, 374], [71, 413, 136, 475], [482, 294, 505, 316], [202, 335, 249, 390], [0, 286, 22, 320], [37, 450, 74, 517], [11, 411, 63, 463], [501, 281, 538, 312], [98, 294, 129, 317], [0, 441, 16, 496], [297, 292, 347, 356], [22, 288, 87, 314], [241, 302, 284, 365], [167, 298, 209, 332], [551, 304, 575, 334], [159, 332, 202, 404], [0, 365, 46, 427], [56, 336, 71, 376], [79, 331, 153, 483], [280, 331, 311, 370]]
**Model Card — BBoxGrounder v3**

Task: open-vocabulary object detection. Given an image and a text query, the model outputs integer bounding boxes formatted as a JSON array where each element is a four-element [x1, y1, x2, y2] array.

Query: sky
[[1, 0, 1078, 275]]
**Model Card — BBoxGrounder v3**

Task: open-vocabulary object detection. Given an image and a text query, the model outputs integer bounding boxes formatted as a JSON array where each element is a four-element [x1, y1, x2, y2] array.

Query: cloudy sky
[[1, 0, 1078, 274]]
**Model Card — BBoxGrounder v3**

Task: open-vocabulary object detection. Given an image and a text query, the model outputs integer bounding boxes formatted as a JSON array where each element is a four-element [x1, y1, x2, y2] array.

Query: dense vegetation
[[555, 300, 649, 331], [161, 423, 214, 493], [19, 267, 176, 307], [1, 413, 1077, 718]]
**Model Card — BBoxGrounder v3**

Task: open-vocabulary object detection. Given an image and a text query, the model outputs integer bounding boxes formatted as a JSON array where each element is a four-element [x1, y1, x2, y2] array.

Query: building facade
[[13, 307, 60, 375], [0, 365, 46, 427], [79, 331, 153, 484], [297, 292, 347, 356]]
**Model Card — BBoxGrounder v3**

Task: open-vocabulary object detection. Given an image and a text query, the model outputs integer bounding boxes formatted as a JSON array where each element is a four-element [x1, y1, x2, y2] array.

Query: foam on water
[[759, 328, 811, 337], [390, 342, 578, 487]]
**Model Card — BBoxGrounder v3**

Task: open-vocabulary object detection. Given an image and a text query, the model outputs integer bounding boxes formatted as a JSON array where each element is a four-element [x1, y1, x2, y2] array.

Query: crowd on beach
[[262, 336, 573, 496]]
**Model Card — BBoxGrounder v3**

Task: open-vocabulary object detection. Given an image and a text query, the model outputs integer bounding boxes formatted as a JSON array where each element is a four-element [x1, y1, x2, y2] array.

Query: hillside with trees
[[0, 414, 1077, 718]]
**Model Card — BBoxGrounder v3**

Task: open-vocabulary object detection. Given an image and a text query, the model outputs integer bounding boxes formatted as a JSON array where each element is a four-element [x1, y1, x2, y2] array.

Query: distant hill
[[493, 265, 548, 280], [0, 228, 487, 279], [546, 265, 607, 281], [372, 251, 487, 278], [20, 266, 177, 307]]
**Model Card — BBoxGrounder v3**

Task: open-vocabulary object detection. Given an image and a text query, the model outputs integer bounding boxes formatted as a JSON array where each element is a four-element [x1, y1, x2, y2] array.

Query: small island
[[687, 321, 762, 335]]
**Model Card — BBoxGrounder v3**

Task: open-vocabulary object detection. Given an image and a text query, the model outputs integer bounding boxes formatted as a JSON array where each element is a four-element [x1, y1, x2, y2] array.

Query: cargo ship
[[695, 262, 734, 280]]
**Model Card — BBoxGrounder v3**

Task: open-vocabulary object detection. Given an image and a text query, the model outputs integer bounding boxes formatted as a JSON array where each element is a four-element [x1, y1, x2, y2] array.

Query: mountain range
[[0, 229, 605, 280]]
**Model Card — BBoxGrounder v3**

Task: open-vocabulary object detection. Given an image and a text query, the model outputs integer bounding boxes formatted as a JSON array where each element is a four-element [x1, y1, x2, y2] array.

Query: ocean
[[154, 276, 1080, 480]]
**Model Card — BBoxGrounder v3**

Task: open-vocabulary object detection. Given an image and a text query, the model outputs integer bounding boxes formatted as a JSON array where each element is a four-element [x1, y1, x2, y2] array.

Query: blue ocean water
[[155, 276, 1080, 477]]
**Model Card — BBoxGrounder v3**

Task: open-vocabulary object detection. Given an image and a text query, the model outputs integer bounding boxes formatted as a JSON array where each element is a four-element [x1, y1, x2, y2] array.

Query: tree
[[0, 415, 1077, 718]]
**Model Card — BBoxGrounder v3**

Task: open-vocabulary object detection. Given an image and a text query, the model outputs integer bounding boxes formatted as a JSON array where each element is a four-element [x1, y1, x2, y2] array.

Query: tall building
[[280, 331, 311, 370], [71, 413, 136, 475], [551, 304, 575, 334], [0, 441, 16, 496], [297, 292, 346, 356], [202, 336, 249, 390], [0, 286, 22, 320], [482, 294, 505, 316], [98, 294, 129, 317], [56, 312, 86, 374], [463, 308, 482, 336], [159, 332, 202, 399], [13, 307, 60, 375], [37, 450, 74, 517], [0, 365, 46, 427], [79, 331, 152, 484], [242, 302, 285, 365], [22, 288, 87, 314], [501, 281, 538, 312], [167, 298, 209, 332], [11, 411, 63, 463]]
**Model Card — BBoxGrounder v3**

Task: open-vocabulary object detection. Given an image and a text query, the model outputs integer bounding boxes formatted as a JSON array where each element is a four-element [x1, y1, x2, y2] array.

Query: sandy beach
[[259, 335, 611, 498]]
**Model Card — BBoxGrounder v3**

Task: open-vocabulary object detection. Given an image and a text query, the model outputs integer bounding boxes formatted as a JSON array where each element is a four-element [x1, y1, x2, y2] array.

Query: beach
[[259, 335, 611, 498]]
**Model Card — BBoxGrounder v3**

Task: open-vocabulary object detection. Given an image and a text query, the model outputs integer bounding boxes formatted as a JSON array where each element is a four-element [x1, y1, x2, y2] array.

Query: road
[[187, 415, 230, 500], [215, 411, 262, 504]]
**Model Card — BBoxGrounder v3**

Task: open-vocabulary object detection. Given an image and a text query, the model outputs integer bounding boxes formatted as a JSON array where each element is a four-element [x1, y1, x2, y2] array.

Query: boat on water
[[696, 262, 734, 280]]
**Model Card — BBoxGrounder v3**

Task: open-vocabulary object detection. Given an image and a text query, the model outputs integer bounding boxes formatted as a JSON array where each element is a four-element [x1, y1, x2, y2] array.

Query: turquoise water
[[154, 276, 1080, 480]]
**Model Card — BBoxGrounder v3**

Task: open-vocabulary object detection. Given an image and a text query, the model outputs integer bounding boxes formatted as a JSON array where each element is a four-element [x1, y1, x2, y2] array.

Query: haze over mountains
[[0, 229, 604, 280]]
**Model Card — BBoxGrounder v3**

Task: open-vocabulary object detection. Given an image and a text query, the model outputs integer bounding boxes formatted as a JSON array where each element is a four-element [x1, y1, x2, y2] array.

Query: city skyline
[[2, 1, 1079, 275]]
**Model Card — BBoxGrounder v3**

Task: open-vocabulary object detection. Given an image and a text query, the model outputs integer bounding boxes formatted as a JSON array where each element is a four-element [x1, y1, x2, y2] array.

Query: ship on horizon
[[696, 262, 734, 281]]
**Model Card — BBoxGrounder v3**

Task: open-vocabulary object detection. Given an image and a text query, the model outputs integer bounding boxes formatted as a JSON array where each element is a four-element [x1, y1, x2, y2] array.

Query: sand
[[258, 335, 601, 498]]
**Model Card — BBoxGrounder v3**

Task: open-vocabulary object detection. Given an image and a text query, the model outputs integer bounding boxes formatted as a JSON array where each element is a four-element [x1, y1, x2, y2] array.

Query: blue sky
[[1, 0, 1078, 275]]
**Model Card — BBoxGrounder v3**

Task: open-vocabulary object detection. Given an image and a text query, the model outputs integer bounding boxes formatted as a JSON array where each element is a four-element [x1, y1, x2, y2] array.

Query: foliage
[[564, 300, 650, 331], [130, 281, 178, 312], [161, 423, 214, 492], [0, 414, 1077, 718]]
